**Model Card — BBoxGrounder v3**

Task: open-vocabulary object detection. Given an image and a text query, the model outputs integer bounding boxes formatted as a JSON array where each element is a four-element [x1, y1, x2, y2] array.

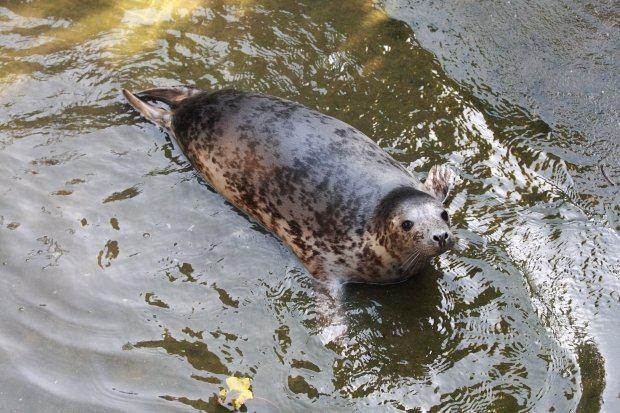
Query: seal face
[[122, 87, 456, 283]]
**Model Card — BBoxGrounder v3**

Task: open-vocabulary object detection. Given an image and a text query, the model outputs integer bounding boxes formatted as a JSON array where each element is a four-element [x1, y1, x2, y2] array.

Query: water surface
[[0, 0, 618, 411]]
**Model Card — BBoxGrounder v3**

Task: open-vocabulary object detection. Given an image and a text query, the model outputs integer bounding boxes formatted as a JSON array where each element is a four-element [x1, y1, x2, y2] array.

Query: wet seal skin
[[122, 87, 456, 284]]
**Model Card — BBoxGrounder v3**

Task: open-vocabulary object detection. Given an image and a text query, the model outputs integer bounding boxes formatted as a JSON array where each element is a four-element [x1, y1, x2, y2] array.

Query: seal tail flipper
[[135, 85, 201, 107], [423, 164, 457, 203], [122, 88, 172, 129]]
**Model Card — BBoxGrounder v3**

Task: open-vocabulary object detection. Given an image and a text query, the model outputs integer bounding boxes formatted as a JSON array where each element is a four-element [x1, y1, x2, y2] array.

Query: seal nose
[[432, 232, 450, 248]]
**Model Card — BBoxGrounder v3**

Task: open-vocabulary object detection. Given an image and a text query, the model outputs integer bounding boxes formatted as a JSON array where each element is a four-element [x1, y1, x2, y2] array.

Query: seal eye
[[441, 210, 449, 223], [401, 220, 413, 231]]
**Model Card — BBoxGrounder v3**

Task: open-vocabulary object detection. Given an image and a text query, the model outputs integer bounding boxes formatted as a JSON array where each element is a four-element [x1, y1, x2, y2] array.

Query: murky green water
[[1, 0, 618, 411]]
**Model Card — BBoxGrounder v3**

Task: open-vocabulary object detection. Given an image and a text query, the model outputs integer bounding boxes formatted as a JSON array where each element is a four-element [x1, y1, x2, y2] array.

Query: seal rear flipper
[[423, 164, 457, 203], [122, 88, 172, 129], [135, 85, 202, 107]]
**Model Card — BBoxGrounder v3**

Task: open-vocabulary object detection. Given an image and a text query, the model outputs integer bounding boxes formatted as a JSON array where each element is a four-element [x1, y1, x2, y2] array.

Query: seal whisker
[[400, 251, 418, 270], [401, 250, 422, 274], [405, 253, 421, 274]]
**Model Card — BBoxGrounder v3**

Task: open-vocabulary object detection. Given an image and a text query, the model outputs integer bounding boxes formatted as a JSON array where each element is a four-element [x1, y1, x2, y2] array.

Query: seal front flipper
[[313, 280, 349, 345], [423, 164, 457, 203]]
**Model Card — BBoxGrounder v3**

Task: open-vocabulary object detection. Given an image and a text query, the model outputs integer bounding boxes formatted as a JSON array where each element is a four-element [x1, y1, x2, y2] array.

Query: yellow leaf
[[221, 376, 253, 410]]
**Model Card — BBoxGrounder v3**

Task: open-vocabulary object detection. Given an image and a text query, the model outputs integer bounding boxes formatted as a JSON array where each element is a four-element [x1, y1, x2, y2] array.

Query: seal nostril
[[432, 232, 449, 247]]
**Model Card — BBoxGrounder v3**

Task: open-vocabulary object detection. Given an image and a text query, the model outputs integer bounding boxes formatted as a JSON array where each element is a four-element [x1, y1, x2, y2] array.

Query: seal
[[122, 86, 456, 284]]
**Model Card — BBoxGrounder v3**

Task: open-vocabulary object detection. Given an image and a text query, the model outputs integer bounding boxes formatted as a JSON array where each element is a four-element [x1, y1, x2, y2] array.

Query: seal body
[[123, 87, 456, 283]]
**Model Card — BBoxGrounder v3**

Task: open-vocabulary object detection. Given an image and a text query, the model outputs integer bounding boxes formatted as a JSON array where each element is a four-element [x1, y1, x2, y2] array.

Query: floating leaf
[[218, 376, 253, 410]]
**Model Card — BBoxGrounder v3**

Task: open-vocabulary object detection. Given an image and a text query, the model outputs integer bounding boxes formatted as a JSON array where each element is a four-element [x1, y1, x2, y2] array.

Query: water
[[0, 0, 618, 411]]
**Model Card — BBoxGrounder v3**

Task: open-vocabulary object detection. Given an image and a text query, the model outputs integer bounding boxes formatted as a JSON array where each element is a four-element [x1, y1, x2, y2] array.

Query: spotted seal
[[122, 86, 456, 284]]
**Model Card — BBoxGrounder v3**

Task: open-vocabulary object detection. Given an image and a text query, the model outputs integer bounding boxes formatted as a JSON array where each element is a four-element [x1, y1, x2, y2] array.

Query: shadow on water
[[575, 341, 605, 413], [0, 0, 617, 411], [337, 269, 449, 381]]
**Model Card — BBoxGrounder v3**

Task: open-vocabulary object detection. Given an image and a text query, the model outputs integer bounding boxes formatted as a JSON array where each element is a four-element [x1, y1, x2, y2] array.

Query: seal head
[[367, 185, 454, 282]]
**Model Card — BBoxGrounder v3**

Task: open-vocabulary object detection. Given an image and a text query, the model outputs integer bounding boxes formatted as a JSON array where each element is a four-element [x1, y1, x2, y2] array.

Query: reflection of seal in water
[[123, 86, 456, 284]]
